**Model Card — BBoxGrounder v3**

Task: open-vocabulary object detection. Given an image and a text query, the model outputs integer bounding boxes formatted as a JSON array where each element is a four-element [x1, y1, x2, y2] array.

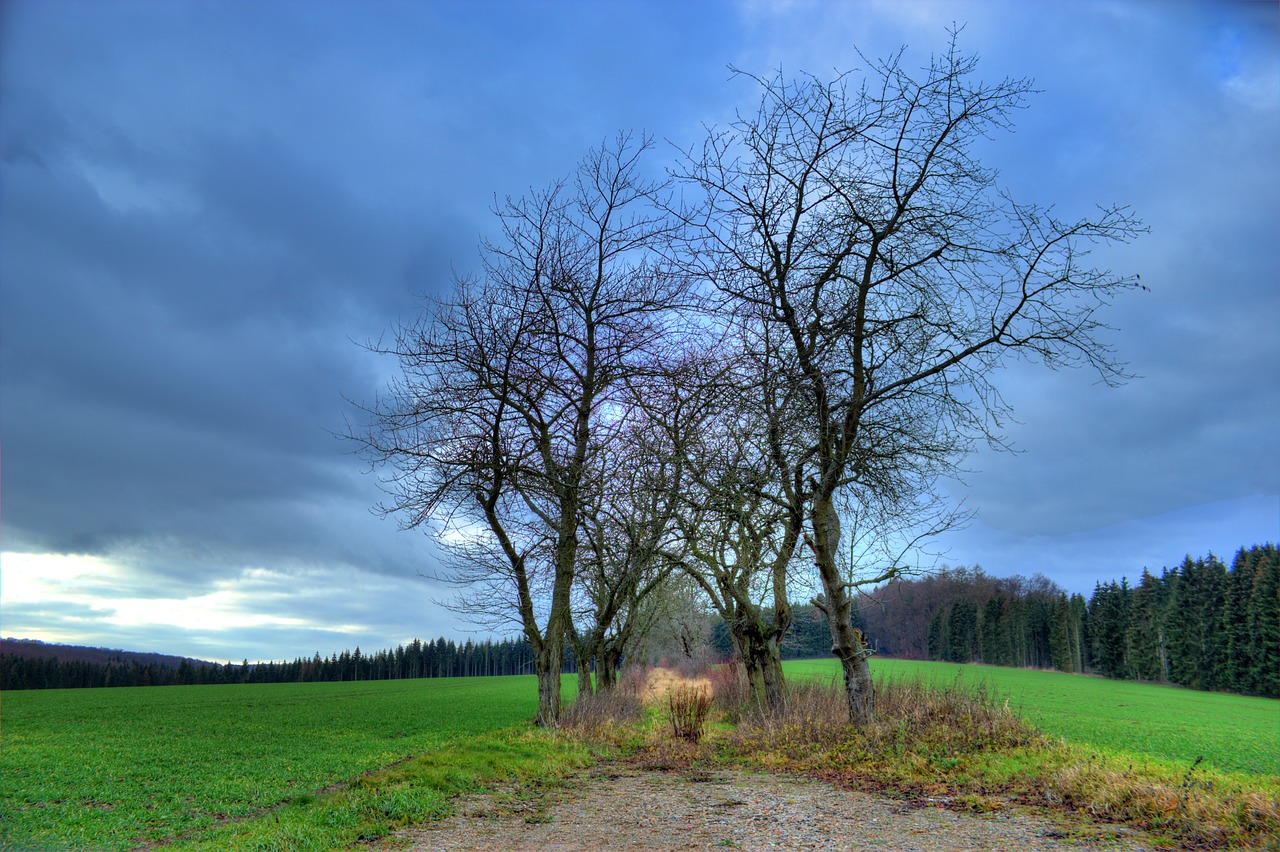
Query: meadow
[[0, 676, 588, 851], [785, 658, 1280, 777], [3, 662, 1277, 850]]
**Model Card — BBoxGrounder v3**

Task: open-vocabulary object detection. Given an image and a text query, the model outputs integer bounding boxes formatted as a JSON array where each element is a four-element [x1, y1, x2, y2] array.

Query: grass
[[784, 657, 1280, 777], [0, 676, 590, 851], [6, 661, 1278, 850], [166, 727, 590, 851], [568, 659, 1279, 848], [759, 659, 1280, 849]]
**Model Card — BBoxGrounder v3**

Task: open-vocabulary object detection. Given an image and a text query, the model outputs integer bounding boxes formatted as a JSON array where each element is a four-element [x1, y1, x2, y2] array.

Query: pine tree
[[1166, 555, 1227, 690], [1049, 594, 1073, 672], [980, 597, 1008, 666], [948, 601, 979, 663], [1220, 548, 1259, 692], [1086, 579, 1134, 678], [927, 610, 949, 661], [1245, 544, 1280, 697], [1068, 593, 1087, 673], [1131, 568, 1172, 683]]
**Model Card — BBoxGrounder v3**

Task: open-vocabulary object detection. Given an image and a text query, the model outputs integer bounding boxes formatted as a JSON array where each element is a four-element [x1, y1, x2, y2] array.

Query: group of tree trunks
[[353, 35, 1143, 725]]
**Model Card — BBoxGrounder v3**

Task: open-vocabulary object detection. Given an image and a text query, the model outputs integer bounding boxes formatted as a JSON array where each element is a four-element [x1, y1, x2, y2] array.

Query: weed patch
[[1043, 752, 1280, 850], [560, 668, 647, 744], [668, 684, 713, 742], [706, 663, 753, 722], [708, 674, 1280, 850]]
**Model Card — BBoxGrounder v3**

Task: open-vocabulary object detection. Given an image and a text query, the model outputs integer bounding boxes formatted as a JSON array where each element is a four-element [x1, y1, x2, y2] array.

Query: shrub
[[667, 684, 712, 742], [617, 663, 651, 699], [706, 662, 752, 721], [561, 672, 645, 739], [728, 674, 1037, 770]]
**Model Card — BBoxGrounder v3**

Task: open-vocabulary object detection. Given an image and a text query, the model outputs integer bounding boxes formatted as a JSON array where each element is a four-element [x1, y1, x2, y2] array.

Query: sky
[[1, 0, 1276, 664]]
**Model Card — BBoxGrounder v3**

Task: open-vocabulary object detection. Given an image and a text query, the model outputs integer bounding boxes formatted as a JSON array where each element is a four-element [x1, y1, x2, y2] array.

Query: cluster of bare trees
[[352, 38, 1143, 727]]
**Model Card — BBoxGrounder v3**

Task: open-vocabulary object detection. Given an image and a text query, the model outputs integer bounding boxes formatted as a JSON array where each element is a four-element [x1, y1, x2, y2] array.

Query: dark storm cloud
[[0, 0, 741, 660], [945, 2, 1280, 539], [725, 0, 1279, 588], [1, 0, 1275, 660]]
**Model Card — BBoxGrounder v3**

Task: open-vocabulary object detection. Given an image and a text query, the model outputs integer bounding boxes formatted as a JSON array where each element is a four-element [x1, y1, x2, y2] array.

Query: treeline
[[1, 638, 202, 670], [861, 544, 1278, 698], [1087, 545, 1278, 696], [0, 636, 550, 691], [860, 568, 1075, 668]]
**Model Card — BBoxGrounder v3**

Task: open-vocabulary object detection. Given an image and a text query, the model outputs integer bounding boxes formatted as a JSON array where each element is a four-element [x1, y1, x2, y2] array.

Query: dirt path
[[388, 761, 1157, 851]]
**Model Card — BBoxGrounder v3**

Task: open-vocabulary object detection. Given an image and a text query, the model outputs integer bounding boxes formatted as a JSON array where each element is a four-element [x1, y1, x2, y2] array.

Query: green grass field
[[0, 676, 586, 851], [785, 657, 1280, 777], [4, 663, 1277, 850]]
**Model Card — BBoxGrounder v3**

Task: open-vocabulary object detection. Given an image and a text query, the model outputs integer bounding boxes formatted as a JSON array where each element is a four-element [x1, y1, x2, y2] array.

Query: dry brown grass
[[1046, 756, 1280, 850], [566, 667, 1280, 848], [559, 666, 647, 742], [561, 665, 714, 746], [666, 683, 713, 742], [727, 674, 1037, 775], [642, 666, 711, 703]]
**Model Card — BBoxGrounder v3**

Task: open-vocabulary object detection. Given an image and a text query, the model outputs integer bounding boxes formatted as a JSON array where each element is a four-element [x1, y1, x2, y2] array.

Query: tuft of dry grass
[[727, 674, 1037, 776], [667, 684, 713, 742], [705, 662, 752, 721], [559, 666, 647, 744], [1046, 754, 1280, 850]]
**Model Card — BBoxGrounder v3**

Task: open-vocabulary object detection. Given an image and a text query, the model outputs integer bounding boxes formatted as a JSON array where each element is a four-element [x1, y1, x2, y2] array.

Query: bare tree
[[623, 571, 715, 668], [655, 345, 806, 711], [354, 134, 685, 725], [569, 411, 684, 692], [677, 37, 1144, 724]]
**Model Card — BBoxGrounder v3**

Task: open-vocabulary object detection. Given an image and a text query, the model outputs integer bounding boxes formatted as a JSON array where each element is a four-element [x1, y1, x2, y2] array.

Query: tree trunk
[[568, 628, 595, 699], [756, 637, 785, 713], [535, 506, 579, 726], [533, 631, 563, 727], [735, 629, 766, 703], [811, 491, 875, 725], [597, 646, 620, 690], [735, 628, 786, 712], [539, 572, 573, 726]]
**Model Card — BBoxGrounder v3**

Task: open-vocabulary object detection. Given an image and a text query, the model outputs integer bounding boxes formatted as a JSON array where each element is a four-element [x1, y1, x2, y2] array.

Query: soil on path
[[388, 761, 1158, 852]]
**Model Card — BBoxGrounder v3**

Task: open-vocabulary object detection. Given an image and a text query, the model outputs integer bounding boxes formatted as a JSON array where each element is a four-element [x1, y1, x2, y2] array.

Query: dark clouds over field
[[2, 1, 1276, 662]]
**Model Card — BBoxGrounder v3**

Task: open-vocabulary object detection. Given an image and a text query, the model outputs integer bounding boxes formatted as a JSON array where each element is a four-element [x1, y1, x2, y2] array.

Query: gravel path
[[390, 762, 1158, 851]]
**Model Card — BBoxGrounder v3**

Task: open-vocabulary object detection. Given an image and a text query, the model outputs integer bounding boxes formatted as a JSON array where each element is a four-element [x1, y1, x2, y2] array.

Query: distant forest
[[859, 543, 1278, 699], [0, 636, 542, 690], [0, 623, 836, 692], [5, 544, 1275, 698]]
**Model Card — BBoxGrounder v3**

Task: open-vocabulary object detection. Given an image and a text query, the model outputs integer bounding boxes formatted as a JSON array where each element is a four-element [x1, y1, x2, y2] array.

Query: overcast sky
[[2, 0, 1276, 664]]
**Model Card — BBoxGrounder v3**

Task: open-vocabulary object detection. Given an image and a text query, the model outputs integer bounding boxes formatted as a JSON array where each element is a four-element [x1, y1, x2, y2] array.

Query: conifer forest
[[6, 544, 1274, 699]]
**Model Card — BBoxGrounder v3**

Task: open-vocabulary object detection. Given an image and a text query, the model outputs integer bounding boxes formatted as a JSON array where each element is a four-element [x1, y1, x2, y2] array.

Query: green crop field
[[785, 657, 1280, 777], [5, 664, 1278, 850], [0, 675, 585, 851]]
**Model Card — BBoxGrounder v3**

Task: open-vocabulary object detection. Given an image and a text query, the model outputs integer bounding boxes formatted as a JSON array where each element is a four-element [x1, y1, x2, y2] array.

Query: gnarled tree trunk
[[812, 492, 874, 725]]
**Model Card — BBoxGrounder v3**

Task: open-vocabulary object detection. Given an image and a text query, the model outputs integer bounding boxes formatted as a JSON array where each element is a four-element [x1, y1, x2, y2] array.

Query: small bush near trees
[[667, 684, 712, 742], [561, 665, 649, 740], [729, 674, 1035, 768], [706, 662, 752, 722]]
